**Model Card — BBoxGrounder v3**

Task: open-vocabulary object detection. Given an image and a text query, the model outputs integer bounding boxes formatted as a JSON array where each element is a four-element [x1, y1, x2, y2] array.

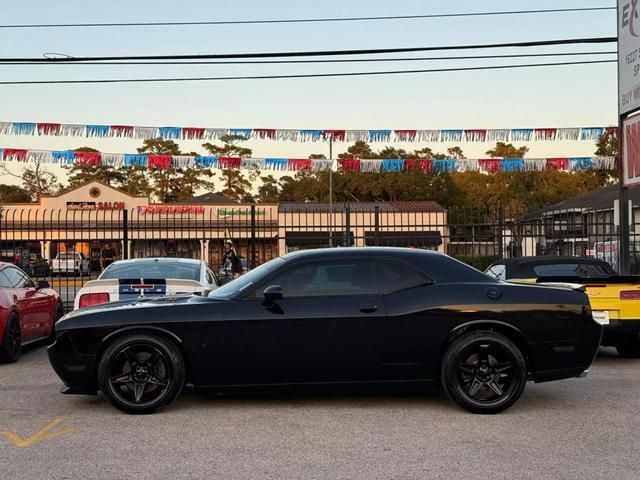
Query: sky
[[0, 0, 619, 186]]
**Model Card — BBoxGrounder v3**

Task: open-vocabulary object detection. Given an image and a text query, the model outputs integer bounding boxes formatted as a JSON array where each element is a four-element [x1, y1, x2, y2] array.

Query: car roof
[[107, 258, 203, 266], [281, 247, 441, 261]]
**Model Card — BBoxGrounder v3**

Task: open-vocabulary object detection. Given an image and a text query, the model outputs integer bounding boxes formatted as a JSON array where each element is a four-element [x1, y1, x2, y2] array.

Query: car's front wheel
[[98, 334, 185, 414], [441, 330, 527, 414], [0, 313, 21, 363]]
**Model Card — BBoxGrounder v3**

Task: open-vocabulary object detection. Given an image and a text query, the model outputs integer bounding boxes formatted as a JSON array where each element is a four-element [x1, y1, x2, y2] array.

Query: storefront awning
[[365, 231, 442, 247], [285, 231, 354, 247]]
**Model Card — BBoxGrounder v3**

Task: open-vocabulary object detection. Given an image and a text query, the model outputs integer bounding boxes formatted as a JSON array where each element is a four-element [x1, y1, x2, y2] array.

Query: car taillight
[[620, 290, 640, 300], [79, 293, 110, 308]]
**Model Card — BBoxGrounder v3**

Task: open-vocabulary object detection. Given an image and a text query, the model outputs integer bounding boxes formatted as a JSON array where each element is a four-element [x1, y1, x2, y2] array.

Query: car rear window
[[100, 261, 200, 281], [533, 263, 613, 278]]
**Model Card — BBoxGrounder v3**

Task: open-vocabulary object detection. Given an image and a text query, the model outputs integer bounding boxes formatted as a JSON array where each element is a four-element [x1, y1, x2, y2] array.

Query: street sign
[[619, 0, 640, 114]]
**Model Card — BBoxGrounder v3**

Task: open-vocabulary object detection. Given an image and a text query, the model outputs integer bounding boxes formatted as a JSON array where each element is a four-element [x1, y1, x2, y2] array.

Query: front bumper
[[47, 333, 97, 395]]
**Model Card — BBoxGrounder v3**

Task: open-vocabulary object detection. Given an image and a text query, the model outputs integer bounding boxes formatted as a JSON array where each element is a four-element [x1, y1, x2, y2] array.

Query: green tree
[[0, 155, 61, 200], [485, 142, 529, 158], [64, 147, 126, 189], [447, 146, 466, 159], [338, 141, 375, 159], [595, 133, 619, 156], [0, 184, 32, 203], [202, 134, 253, 157], [309, 153, 327, 159], [256, 175, 280, 203], [375, 147, 412, 159]]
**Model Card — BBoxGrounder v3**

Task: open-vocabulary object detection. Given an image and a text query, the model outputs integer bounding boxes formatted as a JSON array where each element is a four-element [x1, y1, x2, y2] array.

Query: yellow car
[[486, 257, 640, 358]]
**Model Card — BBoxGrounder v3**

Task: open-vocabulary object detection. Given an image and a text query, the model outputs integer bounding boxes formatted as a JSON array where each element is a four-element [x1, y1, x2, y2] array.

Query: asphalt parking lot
[[0, 345, 638, 480]]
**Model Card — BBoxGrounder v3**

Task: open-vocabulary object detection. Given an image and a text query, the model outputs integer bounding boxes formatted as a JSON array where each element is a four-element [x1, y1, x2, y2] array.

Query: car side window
[[376, 260, 432, 294], [267, 260, 376, 298], [486, 265, 506, 280], [205, 268, 215, 285], [3, 267, 31, 288], [0, 271, 11, 288]]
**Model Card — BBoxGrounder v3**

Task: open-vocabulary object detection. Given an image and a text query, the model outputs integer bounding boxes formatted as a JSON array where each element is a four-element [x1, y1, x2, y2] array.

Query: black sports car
[[48, 248, 602, 414]]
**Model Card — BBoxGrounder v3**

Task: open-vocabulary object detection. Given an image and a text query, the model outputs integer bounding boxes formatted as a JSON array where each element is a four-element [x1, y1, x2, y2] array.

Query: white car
[[73, 258, 220, 310], [51, 252, 91, 276]]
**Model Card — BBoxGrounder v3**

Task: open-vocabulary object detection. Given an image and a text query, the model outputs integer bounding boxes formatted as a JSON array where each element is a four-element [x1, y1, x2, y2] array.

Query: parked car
[[49, 248, 601, 414], [51, 252, 90, 276], [486, 256, 640, 358], [27, 254, 51, 276], [73, 258, 220, 310], [0, 263, 64, 362]]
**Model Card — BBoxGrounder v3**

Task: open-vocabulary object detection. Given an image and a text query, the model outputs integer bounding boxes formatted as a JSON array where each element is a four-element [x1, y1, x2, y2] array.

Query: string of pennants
[[0, 147, 617, 172], [0, 121, 617, 143]]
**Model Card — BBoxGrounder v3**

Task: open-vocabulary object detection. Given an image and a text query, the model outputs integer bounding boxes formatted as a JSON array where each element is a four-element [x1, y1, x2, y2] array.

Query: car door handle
[[359, 304, 378, 313]]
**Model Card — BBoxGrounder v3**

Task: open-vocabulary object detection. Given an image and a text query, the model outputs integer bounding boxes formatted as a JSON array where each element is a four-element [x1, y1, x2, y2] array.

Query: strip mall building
[[0, 182, 447, 269]]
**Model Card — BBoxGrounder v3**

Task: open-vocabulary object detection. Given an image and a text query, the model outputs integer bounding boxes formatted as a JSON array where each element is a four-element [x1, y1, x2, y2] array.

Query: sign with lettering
[[619, 0, 640, 114], [67, 202, 96, 210], [623, 114, 640, 186], [217, 208, 265, 217], [137, 205, 205, 215], [98, 202, 125, 210]]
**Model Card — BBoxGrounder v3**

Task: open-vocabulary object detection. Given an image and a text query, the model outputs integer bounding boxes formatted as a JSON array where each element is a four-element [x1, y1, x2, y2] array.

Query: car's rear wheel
[[441, 330, 527, 414], [0, 313, 21, 363], [615, 339, 640, 358], [98, 334, 185, 414]]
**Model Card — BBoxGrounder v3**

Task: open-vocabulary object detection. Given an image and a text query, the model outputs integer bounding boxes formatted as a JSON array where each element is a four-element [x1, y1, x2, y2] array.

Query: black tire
[[49, 303, 64, 342], [98, 334, 185, 414], [616, 340, 640, 358], [441, 330, 527, 414], [0, 313, 21, 363]]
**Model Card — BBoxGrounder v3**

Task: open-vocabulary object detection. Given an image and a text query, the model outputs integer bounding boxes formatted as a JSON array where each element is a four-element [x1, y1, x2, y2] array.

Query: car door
[[16, 270, 52, 338], [203, 259, 386, 386], [375, 259, 443, 381], [1, 267, 39, 341]]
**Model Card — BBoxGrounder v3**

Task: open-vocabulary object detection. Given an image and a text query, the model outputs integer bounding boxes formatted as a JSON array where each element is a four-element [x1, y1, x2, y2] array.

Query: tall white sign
[[619, 0, 640, 114]]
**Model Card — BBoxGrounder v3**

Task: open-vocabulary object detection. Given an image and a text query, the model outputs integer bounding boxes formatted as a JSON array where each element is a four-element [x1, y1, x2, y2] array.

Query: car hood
[[61, 293, 225, 322]]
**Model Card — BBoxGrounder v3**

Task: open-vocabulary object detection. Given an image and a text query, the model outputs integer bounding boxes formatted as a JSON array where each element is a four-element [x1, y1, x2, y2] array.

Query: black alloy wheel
[[441, 331, 527, 414], [0, 314, 21, 363], [98, 334, 185, 414]]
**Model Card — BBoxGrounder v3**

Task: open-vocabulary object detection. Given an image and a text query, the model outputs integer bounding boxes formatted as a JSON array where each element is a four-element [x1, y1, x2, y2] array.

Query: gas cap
[[486, 287, 502, 300]]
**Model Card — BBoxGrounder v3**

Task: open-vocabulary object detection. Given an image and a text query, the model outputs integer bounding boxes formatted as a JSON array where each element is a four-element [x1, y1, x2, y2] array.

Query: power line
[[0, 7, 616, 29], [0, 59, 616, 85], [0, 37, 617, 63], [0, 51, 617, 66]]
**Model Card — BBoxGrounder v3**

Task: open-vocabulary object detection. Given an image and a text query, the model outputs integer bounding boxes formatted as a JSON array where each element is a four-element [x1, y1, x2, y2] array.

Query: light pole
[[328, 136, 334, 247]]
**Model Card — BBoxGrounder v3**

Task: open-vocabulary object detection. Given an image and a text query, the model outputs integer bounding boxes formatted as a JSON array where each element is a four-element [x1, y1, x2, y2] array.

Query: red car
[[0, 262, 63, 362]]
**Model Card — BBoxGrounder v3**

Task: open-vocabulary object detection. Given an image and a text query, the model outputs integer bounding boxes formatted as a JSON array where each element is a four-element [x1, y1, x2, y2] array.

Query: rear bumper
[[601, 319, 640, 346], [47, 333, 97, 395]]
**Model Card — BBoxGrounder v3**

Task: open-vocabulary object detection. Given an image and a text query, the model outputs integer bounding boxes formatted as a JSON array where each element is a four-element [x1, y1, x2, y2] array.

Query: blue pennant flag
[[158, 127, 181, 139], [86, 125, 110, 137], [569, 157, 593, 170], [12, 122, 36, 135], [580, 128, 605, 141], [265, 158, 288, 171], [123, 154, 148, 167], [501, 158, 524, 172], [511, 129, 533, 141], [433, 159, 457, 173], [229, 128, 252, 139], [381, 159, 404, 172], [196, 156, 218, 168], [299, 130, 323, 142], [368, 130, 392, 142], [52, 151, 76, 164]]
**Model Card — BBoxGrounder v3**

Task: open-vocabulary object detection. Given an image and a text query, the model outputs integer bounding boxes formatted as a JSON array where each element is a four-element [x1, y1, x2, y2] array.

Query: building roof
[[525, 183, 640, 219], [278, 201, 446, 213], [178, 192, 237, 204]]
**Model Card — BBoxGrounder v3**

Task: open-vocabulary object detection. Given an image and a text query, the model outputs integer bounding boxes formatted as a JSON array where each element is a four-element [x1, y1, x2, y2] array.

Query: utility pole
[[328, 136, 334, 247]]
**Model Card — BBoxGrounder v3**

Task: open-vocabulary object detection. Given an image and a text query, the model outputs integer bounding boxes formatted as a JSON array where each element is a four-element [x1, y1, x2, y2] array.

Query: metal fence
[[1, 203, 638, 309]]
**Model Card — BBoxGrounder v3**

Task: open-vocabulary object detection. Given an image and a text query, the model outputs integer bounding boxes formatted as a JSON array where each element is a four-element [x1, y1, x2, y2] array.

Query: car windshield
[[100, 261, 200, 281], [209, 257, 285, 299]]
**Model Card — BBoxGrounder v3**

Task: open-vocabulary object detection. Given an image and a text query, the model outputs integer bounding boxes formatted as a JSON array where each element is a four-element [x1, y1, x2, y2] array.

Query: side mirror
[[37, 280, 50, 289], [263, 285, 283, 302]]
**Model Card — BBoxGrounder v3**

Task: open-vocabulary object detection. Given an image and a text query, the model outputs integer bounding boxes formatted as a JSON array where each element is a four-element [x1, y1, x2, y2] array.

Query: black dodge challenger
[[48, 248, 602, 414]]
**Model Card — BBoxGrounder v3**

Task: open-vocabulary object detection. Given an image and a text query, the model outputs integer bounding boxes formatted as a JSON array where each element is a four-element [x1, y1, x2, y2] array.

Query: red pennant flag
[[322, 130, 346, 142], [535, 128, 558, 141], [605, 126, 618, 138], [394, 130, 418, 142], [2, 149, 28, 161], [37, 123, 61, 136], [338, 159, 361, 172], [218, 157, 242, 169], [74, 151, 101, 166], [255, 129, 277, 140], [546, 158, 569, 170], [288, 159, 312, 171], [148, 154, 172, 169], [479, 159, 501, 172], [182, 127, 205, 140], [464, 129, 487, 142]]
